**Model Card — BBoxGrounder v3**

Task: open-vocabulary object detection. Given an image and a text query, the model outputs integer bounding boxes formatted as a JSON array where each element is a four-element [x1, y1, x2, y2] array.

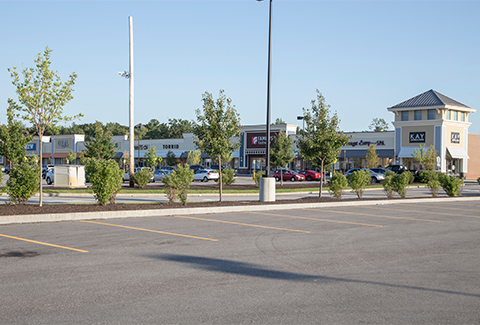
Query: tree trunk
[[319, 159, 324, 198], [218, 156, 223, 202], [280, 169, 283, 186], [39, 134, 43, 207]]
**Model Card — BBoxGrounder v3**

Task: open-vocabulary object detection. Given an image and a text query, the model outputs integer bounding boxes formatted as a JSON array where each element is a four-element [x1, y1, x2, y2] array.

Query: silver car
[[193, 169, 219, 182], [345, 168, 385, 183]]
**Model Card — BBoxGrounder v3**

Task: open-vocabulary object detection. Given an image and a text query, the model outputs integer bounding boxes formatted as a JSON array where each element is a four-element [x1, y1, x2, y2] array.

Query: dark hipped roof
[[389, 89, 471, 109]]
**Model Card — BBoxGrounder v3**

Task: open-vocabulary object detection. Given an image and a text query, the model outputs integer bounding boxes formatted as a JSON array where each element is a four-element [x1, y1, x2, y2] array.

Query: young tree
[[270, 130, 294, 186], [0, 107, 32, 168], [83, 121, 116, 160], [369, 118, 390, 132], [187, 150, 202, 166], [412, 144, 437, 171], [366, 144, 379, 169], [8, 47, 81, 206], [296, 90, 351, 197], [193, 90, 241, 202], [144, 145, 159, 169], [166, 150, 177, 166], [67, 150, 76, 164], [274, 118, 286, 124]]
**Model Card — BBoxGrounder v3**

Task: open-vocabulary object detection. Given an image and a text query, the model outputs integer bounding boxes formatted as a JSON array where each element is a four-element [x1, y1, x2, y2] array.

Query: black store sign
[[451, 132, 460, 144], [409, 132, 425, 143]]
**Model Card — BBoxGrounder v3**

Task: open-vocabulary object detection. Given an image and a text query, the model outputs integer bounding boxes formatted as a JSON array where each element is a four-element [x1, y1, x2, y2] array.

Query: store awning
[[156, 151, 184, 158], [42, 153, 51, 158], [447, 147, 469, 159], [113, 152, 123, 159], [179, 151, 210, 159], [51, 153, 68, 158], [397, 147, 418, 158]]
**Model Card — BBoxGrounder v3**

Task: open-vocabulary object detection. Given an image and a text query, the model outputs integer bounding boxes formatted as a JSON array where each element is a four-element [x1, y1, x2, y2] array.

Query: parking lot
[[1, 199, 479, 324]]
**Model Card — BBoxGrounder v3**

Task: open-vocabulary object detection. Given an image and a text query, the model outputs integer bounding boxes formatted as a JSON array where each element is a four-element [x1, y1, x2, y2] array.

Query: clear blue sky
[[1, 0, 479, 134]]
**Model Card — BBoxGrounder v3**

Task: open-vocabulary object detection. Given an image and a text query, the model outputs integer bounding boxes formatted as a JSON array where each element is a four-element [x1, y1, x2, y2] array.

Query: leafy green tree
[[193, 90, 241, 202], [412, 144, 437, 171], [270, 130, 294, 186], [67, 150, 76, 164], [274, 118, 285, 124], [133, 168, 154, 189], [187, 150, 201, 166], [366, 144, 379, 169], [369, 118, 390, 132], [83, 121, 116, 160], [347, 169, 370, 199], [166, 150, 177, 166], [144, 145, 159, 169], [296, 90, 351, 197], [8, 47, 81, 206], [0, 107, 32, 168]]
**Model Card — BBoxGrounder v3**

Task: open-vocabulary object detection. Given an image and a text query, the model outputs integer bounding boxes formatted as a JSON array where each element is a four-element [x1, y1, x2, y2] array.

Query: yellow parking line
[[243, 211, 383, 228], [81, 220, 218, 242], [332, 207, 441, 222], [368, 205, 480, 219], [171, 215, 310, 233], [0, 234, 88, 253]]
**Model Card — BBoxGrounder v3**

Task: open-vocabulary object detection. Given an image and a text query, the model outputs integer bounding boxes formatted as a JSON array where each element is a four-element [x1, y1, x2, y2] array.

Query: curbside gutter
[[1, 196, 479, 225]]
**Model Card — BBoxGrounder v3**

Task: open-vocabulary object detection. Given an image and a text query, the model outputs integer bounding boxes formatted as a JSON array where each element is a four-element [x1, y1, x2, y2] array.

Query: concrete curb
[[2, 196, 479, 225]]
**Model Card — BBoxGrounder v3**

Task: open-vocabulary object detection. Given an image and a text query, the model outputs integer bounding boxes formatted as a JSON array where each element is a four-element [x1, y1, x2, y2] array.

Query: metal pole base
[[259, 177, 276, 202]]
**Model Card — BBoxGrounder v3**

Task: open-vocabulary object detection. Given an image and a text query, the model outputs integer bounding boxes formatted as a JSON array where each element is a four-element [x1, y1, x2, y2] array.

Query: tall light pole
[[119, 16, 135, 187], [257, 0, 275, 202]]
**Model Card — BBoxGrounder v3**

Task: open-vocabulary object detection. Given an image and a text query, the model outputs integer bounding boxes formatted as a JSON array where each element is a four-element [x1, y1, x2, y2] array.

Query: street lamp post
[[119, 16, 135, 187], [257, 0, 275, 202]]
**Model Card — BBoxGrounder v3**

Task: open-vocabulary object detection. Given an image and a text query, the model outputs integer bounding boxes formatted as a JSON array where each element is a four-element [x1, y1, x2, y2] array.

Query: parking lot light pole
[[257, 0, 275, 202]]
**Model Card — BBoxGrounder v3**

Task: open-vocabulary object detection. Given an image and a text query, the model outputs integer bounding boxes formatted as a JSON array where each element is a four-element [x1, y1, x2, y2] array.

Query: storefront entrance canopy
[[397, 147, 418, 158], [447, 147, 469, 159]]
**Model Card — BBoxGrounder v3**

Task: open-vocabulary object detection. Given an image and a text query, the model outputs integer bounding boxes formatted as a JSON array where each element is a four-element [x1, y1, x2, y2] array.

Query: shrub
[[440, 175, 464, 197], [382, 173, 395, 198], [4, 157, 40, 205], [133, 168, 154, 189], [162, 164, 194, 205], [328, 172, 348, 198], [252, 171, 264, 188], [392, 171, 412, 198], [215, 168, 236, 186], [477, 177, 480, 185], [347, 169, 370, 199], [426, 179, 440, 197], [84, 158, 123, 205]]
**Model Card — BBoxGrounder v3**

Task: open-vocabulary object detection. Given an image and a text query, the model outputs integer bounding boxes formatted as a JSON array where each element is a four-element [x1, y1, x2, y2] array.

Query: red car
[[298, 170, 322, 181], [274, 170, 306, 182]]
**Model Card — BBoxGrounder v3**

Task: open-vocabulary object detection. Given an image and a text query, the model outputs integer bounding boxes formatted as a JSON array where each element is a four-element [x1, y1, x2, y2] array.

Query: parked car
[[370, 167, 386, 175], [193, 169, 219, 182], [189, 165, 205, 173], [274, 169, 306, 182], [45, 168, 54, 185], [384, 165, 409, 174], [344, 168, 385, 183], [42, 164, 54, 179], [210, 165, 237, 175], [298, 170, 322, 181], [153, 169, 169, 182], [160, 166, 176, 172]]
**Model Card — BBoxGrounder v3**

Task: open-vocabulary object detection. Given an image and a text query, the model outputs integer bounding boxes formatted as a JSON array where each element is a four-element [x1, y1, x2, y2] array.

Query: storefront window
[[401, 111, 409, 121], [428, 109, 435, 120], [414, 110, 422, 120]]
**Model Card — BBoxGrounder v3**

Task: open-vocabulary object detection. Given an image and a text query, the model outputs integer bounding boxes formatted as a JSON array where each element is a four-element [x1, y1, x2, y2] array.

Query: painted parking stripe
[[368, 205, 480, 219], [243, 211, 383, 227], [171, 215, 310, 233], [328, 207, 441, 222], [80, 220, 218, 241], [0, 234, 88, 253]]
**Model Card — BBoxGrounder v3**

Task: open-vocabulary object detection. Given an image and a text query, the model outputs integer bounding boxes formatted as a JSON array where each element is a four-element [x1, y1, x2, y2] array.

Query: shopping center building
[[2, 90, 479, 179]]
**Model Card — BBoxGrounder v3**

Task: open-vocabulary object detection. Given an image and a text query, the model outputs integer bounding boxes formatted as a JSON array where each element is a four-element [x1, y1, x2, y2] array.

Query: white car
[[153, 169, 169, 182], [45, 168, 55, 185], [193, 169, 219, 182]]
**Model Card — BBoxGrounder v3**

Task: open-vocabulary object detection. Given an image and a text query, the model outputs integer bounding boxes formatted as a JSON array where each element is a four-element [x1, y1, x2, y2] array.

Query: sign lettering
[[409, 132, 425, 143], [451, 132, 460, 144]]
